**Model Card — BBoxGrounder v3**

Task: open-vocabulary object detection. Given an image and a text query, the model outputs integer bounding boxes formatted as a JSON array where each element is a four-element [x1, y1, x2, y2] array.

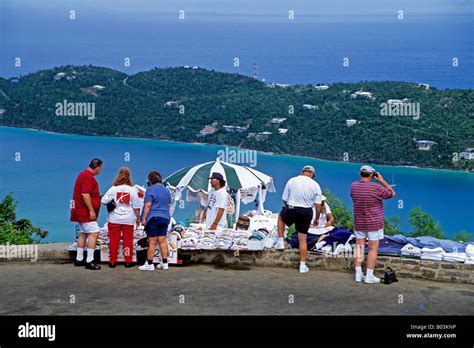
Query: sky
[[2, 0, 473, 19]]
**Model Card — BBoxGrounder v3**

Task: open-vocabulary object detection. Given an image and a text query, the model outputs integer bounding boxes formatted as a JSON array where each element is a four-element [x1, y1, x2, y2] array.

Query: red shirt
[[70, 169, 101, 223], [350, 181, 393, 232]]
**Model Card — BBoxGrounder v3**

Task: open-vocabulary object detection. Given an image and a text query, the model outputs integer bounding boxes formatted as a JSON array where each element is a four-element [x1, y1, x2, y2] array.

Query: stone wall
[[2, 243, 472, 284], [180, 249, 474, 284]]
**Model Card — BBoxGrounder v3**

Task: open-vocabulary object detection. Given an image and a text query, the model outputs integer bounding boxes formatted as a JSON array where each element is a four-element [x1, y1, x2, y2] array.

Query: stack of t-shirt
[[249, 228, 270, 241], [97, 225, 109, 245], [443, 252, 467, 263], [231, 230, 249, 250], [181, 237, 199, 250], [420, 247, 446, 261], [180, 229, 201, 250], [247, 212, 278, 236], [214, 229, 234, 250], [196, 231, 217, 250], [401, 243, 422, 258], [465, 244, 474, 264]]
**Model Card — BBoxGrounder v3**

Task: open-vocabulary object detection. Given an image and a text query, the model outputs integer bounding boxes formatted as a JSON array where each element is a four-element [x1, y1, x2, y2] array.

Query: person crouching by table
[[314, 195, 334, 228], [138, 171, 172, 271], [101, 167, 141, 268]]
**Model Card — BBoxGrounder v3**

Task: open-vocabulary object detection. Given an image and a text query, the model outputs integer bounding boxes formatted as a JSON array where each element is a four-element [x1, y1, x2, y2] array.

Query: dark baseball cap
[[209, 172, 224, 180]]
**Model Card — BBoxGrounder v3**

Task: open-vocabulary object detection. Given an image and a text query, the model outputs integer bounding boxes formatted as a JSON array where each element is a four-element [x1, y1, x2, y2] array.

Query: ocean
[[0, 127, 473, 242], [0, 0, 473, 89]]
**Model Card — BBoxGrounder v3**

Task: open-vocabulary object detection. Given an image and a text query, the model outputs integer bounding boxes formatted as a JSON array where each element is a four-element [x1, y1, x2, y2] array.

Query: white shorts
[[77, 221, 100, 234], [354, 228, 384, 241]]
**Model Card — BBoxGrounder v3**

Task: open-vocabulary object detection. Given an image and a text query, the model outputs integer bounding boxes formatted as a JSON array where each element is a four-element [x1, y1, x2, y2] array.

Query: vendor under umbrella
[[202, 172, 228, 230]]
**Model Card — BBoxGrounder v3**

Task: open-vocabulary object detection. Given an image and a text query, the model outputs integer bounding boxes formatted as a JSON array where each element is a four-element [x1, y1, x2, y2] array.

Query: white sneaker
[[364, 275, 381, 284], [138, 263, 154, 271], [355, 273, 365, 282], [275, 239, 285, 250], [156, 263, 169, 270], [299, 264, 309, 274]]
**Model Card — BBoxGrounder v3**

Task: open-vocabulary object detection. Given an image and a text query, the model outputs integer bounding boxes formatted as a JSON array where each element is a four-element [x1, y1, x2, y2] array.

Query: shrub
[[0, 194, 48, 244]]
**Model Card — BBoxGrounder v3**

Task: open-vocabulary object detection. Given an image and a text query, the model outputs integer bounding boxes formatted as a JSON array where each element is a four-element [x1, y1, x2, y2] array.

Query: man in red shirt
[[350, 165, 396, 284], [70, 158, 103, 270]]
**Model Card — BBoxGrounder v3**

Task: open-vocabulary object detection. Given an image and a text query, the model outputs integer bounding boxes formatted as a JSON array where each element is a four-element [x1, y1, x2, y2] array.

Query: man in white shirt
[[203, 172, 228, 230], [275, 165, 322, 274]]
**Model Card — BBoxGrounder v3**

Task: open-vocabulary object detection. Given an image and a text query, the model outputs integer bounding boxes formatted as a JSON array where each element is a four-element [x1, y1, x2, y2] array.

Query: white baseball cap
[[302, 165, 315, 173], [360, 165, 376, 174]]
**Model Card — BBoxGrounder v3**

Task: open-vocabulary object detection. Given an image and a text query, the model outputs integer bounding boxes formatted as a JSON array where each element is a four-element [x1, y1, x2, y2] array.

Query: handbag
[[236, 215, 250, 230], [383, 267, 399, 284], [106, 200, 116, 213]]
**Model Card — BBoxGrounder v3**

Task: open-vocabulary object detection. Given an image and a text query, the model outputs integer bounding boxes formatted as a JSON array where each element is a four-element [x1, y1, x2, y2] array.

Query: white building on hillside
[[271, 118, 287, 124], [346, 119, 357, 127], [387, 99, 405, 106], [459, 149, 474, 160], [351, 91, 375, 100], [416, 140, 436, 150]]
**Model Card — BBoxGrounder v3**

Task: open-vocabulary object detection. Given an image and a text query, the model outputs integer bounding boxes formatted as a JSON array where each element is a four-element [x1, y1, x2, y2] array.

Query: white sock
[[278, 237, 284, 242], [300, 261, 306, 267], [366, 268, 374, 277], [355, 266, 362, 275], [76, 247, 84, 261], [86, 248, 95, 263]]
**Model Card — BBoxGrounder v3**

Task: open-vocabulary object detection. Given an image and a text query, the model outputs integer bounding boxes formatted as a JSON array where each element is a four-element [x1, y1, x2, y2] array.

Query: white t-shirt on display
[[282, 175, 322, 208], [101, 184, 141, 225], [205, 188, 228, 229]]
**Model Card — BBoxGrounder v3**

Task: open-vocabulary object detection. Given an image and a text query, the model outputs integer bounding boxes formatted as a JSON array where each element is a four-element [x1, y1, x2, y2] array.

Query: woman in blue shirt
[[138, 171, 172, 271]]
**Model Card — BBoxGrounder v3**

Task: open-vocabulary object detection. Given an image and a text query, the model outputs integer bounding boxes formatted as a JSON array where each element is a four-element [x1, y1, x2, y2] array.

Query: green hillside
[[0, 65, 473, 170]]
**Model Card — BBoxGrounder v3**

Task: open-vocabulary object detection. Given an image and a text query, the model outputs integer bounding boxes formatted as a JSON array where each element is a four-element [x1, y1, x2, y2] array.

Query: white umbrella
[[165, 158, 276, 220]]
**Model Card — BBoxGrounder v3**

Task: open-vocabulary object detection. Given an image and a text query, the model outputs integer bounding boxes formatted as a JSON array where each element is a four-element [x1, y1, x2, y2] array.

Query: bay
[[0, 126, 473, 242]]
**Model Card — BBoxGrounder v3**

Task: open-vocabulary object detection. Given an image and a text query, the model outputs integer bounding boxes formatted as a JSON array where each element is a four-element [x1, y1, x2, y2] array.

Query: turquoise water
[[1, 126, 473, 241]]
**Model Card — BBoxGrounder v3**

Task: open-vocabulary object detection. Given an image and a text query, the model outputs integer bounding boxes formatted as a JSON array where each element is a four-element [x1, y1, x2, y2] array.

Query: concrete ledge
[[2, 243, 473, 284], [0, 243, 71, 263], [37, 243, 71, 262]]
